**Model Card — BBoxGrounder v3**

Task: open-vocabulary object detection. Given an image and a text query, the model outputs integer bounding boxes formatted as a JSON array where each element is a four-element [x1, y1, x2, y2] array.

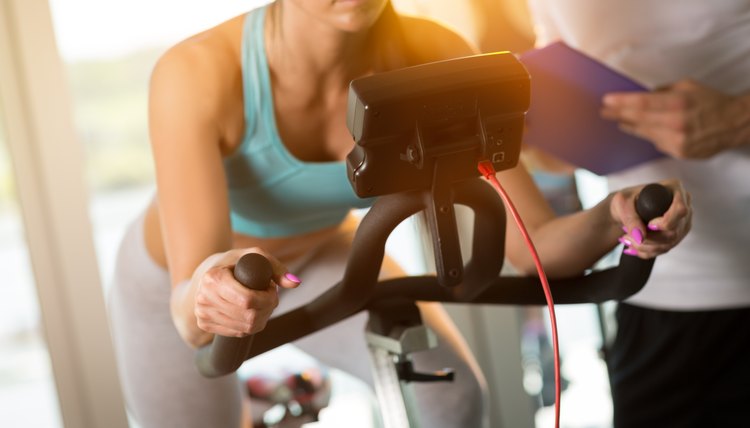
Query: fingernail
[[648, 223, 660, 231], [618, 237, 633, 247], [622, 226, 629, 234], [285, 273, 301, 284], [631, 228, 644, 245], [623, 247, 638, 256]]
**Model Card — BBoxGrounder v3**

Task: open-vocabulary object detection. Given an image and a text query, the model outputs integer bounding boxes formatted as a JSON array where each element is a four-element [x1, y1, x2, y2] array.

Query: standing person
[[107, 1, 692, 427], [526, 0, 750, 426]]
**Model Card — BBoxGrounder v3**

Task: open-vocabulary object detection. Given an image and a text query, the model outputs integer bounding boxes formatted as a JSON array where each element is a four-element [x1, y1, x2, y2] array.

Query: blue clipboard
[[519, 42, 664, 175]]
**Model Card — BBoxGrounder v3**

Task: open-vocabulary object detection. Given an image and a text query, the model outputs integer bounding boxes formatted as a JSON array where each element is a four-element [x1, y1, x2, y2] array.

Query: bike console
[[346, 51, 530, 198]]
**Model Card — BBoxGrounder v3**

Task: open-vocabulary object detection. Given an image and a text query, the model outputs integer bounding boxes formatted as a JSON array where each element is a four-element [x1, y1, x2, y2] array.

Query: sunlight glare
[[49, 0, 270, 61]]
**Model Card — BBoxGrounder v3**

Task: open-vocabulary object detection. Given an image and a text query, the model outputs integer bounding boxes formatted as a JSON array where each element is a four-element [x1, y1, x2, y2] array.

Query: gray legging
[[108, 213, 487, 428]]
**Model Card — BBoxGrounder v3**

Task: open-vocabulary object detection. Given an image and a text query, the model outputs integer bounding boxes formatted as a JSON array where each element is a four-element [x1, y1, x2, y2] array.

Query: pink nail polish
[[623, 247, 638, 256], [618, 237, 633, 247], [622, 226, 629, 234], [285, 273, 301, 284], [648, 223, 660, 231], [631, 228, 644, 245]]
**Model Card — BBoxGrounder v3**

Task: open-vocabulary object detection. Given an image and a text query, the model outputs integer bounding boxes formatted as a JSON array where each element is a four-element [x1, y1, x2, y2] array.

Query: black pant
[[606, 303, 750, 428]]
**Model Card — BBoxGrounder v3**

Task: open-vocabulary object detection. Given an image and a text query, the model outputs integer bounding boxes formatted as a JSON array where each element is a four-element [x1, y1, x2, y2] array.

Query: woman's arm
[[496, 164, 691, 277], [148, 36, 298, 348]]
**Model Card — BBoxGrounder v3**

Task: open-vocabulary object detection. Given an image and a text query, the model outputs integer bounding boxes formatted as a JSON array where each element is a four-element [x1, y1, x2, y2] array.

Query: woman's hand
[[601, 79, 750, 159], [609, 179, 692, 259], [193, 248, 301, 338]]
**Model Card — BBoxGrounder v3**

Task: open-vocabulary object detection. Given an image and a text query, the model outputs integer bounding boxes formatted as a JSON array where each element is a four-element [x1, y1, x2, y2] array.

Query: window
[[0, 112, 63, 428], [48, 0, 271, 292]]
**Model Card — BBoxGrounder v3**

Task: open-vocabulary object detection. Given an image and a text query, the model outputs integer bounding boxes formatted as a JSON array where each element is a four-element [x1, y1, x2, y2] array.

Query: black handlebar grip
[[635, 183, 673, 223], [195, 253, 273, 377]]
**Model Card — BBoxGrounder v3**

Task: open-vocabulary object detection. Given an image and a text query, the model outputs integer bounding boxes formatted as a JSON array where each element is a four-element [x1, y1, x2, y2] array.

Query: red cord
[[478, 160, 561, 428]]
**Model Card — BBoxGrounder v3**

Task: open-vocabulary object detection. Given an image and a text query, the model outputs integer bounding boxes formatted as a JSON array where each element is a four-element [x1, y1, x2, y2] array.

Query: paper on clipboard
[[519, 42, 664, 175]]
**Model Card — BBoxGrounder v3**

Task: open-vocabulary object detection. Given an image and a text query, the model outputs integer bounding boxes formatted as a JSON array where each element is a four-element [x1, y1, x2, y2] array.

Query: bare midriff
[[143, 197, 344, 270]]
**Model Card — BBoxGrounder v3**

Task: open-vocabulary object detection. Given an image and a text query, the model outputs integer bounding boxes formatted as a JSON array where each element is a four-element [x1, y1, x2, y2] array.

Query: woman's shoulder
[[400, 15, 478, 61], [156, 16, 244, 80], [147, 14, 249, 129], [150, 14, 245, 95]]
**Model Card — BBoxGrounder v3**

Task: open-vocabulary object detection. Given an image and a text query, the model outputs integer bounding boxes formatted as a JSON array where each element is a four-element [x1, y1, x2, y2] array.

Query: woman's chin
[[330, 0, 388, 32]]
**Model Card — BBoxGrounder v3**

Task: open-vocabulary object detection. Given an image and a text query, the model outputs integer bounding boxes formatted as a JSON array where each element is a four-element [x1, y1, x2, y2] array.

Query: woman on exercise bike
[[107, 1, 692, 427]]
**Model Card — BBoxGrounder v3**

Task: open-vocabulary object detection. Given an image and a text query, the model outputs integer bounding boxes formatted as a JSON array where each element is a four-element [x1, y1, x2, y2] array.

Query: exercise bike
[[195, 51, 673, 428]]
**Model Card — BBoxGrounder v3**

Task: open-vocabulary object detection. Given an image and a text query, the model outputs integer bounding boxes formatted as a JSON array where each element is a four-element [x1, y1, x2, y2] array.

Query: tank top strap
[[240, 5, 270, 144]]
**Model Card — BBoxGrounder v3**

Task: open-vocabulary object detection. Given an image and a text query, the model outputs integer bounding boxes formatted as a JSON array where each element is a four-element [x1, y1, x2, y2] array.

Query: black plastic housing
[[346, 52, 530, 198]]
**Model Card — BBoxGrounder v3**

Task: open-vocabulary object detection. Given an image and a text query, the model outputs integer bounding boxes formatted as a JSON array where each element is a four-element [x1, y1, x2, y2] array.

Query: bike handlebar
[[196, 180, 672, 377], [195, 253, 273, 377]]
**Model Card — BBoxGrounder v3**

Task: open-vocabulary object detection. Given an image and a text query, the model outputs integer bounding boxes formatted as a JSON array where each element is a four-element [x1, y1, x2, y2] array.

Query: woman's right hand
[[193, 248, 301, 338]]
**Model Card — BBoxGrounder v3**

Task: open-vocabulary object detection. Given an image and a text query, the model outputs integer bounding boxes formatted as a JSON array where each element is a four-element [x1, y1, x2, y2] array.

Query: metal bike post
[[369, 346, 420, 428], [365, 301, 456, 428], [367, 326, 436, 428]]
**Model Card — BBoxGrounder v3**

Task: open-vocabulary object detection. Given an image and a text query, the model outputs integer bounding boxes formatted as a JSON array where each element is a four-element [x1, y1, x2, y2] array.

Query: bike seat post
[[366, 302, 432, 428], [365, 299, 456, 428]]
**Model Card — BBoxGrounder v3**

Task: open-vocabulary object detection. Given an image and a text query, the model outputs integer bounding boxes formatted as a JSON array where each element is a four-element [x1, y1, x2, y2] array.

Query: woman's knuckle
[[195, 293, 209, 305], [194, 307, 208, 320]]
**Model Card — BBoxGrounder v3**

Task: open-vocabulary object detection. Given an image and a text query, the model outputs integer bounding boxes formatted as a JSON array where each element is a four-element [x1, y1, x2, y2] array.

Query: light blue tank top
[[224, 6, 372, 238]]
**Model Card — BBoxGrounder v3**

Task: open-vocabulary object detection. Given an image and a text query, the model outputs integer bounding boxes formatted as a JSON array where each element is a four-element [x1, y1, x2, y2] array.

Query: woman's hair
[[368, 2, 422, 72]]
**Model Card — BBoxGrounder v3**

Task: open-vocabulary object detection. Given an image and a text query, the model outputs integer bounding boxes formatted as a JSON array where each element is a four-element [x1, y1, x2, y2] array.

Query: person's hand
[[193, 248, 301, 338], [601, 79, 750, 159], [609, 179, 692, 259]]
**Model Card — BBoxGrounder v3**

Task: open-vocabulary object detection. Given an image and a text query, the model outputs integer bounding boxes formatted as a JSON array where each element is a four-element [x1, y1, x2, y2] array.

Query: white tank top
[[528, 0, 750, 310]]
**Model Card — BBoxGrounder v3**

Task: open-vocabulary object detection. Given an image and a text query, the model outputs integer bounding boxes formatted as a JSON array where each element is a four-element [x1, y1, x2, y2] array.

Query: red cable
[[478, 160, 561, 428]]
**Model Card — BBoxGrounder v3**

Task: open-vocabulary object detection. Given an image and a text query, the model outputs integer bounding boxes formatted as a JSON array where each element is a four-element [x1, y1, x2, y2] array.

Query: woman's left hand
[[601, 79, 750, 159], [609, 179, 692, 259]]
